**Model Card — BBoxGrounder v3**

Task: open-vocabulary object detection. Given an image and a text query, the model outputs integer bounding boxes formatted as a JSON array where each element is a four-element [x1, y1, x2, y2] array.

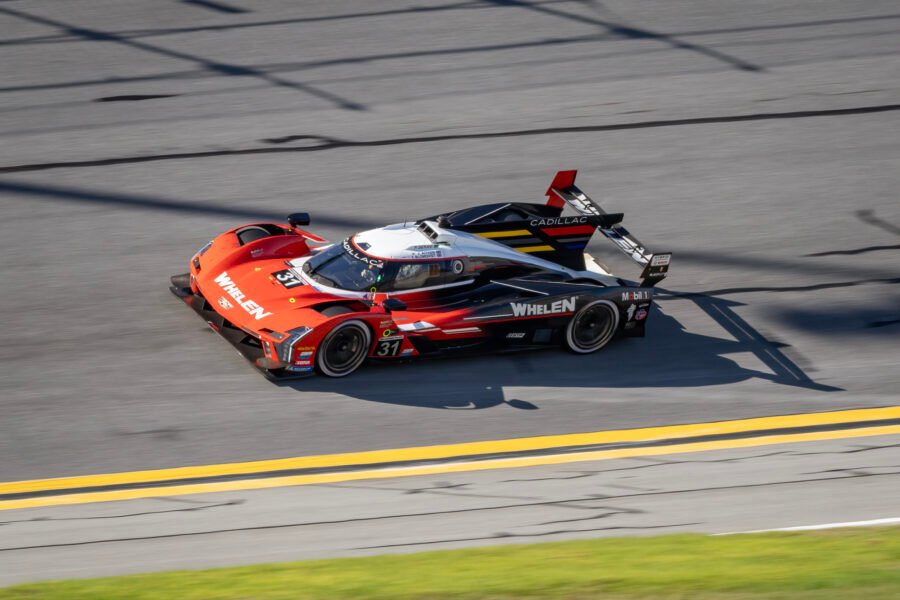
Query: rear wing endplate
[[547, 170, 672, 287]]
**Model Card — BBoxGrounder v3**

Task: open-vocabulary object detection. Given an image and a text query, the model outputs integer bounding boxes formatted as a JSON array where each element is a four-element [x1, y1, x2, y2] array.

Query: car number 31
[[272, 269, 304, 288], [375, 338, 402, 356]]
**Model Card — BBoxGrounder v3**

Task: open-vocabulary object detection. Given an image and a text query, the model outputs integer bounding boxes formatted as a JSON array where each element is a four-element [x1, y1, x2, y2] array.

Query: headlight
[[197, 240, 214, 256], [277, 326, 313, 363], [192, 240, 214, 271]]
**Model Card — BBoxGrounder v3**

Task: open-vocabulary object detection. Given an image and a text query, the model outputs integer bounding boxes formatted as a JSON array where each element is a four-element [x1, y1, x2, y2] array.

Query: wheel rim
[[572, 303, 615, 350], [324, 327, 367, 373]]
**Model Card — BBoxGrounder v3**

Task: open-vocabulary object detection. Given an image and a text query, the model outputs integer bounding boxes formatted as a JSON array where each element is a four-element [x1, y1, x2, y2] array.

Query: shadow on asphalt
[[278, 296, 842, 409]]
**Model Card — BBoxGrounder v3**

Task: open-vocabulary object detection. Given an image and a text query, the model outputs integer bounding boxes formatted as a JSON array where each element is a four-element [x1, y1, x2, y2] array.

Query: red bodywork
[[187, 225, 491, 374]]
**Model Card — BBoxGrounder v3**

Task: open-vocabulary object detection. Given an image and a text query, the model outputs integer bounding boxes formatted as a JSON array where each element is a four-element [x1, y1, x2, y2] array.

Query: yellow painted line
[[474, 230, 531, 239], [2, 407, 898, 498], [1, 425, 897, 512], [517, 245, 555, 253]]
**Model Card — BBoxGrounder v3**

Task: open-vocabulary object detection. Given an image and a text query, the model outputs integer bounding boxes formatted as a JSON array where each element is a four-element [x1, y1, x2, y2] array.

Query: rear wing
[[547, 170, 672, 287]]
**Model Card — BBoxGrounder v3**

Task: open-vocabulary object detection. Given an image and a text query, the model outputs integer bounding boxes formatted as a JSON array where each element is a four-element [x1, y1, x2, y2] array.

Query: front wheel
[[563, 300, 619, 354], [316, 320, 372, 377]]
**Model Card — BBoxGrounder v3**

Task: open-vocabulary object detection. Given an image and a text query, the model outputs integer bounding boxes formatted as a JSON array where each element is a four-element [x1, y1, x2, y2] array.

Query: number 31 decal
[[272, 269, 304, 288], [375, 338, 402, 357]]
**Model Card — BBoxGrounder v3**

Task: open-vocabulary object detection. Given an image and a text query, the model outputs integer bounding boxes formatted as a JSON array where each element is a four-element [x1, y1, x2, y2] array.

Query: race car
[[170, 170, 671, 379]]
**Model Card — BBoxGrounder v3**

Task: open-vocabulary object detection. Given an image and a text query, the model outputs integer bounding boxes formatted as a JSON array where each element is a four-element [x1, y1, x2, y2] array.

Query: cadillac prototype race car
[[170, 171, 671, 379]]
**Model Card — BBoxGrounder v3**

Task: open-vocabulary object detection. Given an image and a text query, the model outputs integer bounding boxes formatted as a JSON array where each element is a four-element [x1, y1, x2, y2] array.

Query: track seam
[[1, 103, 898, 174]]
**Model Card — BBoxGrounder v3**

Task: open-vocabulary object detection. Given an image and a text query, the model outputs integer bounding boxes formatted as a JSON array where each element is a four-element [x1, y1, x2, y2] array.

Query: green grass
[[2, 527, 898, 599]]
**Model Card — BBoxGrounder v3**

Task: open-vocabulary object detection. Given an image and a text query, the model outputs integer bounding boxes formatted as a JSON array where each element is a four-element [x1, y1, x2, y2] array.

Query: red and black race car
[[170, 171, 671, 378]]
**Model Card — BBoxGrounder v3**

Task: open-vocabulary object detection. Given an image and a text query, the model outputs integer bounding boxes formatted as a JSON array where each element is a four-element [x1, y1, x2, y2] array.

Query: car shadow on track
[[276, 295, 840, 409]]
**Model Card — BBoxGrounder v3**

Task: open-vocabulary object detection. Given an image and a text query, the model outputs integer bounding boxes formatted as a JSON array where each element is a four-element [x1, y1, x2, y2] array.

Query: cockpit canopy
[[302, 238, 470, 292]]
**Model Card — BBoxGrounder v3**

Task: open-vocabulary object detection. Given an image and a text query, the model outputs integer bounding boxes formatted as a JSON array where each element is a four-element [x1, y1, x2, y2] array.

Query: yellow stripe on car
[[516, 245, 555, 253]]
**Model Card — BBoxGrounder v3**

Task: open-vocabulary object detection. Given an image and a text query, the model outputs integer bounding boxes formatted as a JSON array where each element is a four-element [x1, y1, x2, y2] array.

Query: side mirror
[[382, 298, 407, 313], [288, 212, 311, 228]]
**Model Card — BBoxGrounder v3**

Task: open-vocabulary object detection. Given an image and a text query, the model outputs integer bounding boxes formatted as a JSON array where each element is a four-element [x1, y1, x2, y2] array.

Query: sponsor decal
[[651, 254, 671, 267], [626, 300, 652, 321], [379, 319, 394, 329], [214, 271, 273, 320], [506, 332, 526, 339], [250, 248, 265, 257], [530, 216, 588, 227], [218, 296, 233, 310], [286, 365, 314, 372], [622, 290, 651, 302], [294, 360, 312, 366], [510, 297, 576, 317], [401, 348, 414, 356], [344, 239, 383, 267], [299, 351, 313, 358], [272, 269, 304, 288]]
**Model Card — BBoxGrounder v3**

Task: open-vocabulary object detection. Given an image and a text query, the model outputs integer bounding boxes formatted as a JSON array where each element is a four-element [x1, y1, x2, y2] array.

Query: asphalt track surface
[[2, 435, 899, 585], [1, 0, 899, 583]]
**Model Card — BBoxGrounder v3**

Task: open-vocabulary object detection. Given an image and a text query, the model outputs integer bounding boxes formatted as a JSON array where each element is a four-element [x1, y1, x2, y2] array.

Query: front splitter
[[169, 278, 314, 381]]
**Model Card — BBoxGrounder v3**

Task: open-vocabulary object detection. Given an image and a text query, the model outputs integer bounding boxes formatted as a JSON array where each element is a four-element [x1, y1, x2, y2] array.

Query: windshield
[[303, 239, 384, 291], [302, 238, 468, 292]]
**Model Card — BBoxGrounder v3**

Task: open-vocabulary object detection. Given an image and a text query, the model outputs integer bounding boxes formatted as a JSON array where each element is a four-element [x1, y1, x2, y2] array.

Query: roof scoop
[[416, 220, 454, 244]]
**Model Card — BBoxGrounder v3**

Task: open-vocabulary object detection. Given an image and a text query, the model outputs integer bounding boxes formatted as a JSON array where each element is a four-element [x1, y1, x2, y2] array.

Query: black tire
[[316, 320, 372, 377], [169, 272, 191, 289], [563, 300, 619, 354]]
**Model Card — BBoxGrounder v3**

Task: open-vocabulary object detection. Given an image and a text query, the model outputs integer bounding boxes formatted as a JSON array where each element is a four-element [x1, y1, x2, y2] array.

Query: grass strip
[[1, 527, 898, 599]]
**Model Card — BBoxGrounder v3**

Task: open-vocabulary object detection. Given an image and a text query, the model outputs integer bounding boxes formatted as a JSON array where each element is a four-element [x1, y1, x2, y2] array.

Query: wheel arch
[[315, 318, 374, 377], [563, 297, 621, 354]]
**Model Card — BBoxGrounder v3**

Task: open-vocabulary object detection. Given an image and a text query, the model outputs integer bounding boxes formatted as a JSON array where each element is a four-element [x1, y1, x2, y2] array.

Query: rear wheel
[[564, 300, 619, 354], [316, 320, 371, 377]]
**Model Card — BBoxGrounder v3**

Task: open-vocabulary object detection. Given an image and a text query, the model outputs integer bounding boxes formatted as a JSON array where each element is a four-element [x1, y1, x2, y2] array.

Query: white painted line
[[718, 517, 900, 535]]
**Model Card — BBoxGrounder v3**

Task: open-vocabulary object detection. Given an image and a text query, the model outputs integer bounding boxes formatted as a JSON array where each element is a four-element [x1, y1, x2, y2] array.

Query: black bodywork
[[425, 202, 624, 271], [394, 275, 652, 359]]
